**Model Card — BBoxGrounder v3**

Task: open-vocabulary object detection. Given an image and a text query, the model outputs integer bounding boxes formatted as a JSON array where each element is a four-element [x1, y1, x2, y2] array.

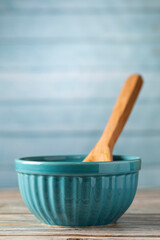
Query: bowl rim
[[15, 155, 141, 176]]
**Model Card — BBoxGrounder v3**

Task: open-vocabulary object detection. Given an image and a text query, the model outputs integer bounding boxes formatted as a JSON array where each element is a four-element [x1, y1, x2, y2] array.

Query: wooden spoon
[[83, 74, 143, 162]]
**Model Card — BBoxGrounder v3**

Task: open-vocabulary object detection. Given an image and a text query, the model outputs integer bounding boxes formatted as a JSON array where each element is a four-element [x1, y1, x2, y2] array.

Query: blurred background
[[0, 0, 160, 188]]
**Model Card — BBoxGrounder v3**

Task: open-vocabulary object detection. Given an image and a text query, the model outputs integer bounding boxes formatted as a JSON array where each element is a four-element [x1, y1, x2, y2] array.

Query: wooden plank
[[0, 237, 76, 240], [0, 14, 160, 40], [129, 190, 160, 214], [0, 190, 160, 238], [2, 213, 160, 225], [0, 189, 22, 201], [0, 104, 113, 132], [0, 72, 159, 134], [0, 237, 158, 240], [1, 0, 160, 10], [0, 190, 160, 214], [0, 44, 160, 71], [0, 72, 125, 100], [0, 101, 159, 133], [0, 214, 160, 237], [0, 212, 160, 233], [0, 72, 159, 100]]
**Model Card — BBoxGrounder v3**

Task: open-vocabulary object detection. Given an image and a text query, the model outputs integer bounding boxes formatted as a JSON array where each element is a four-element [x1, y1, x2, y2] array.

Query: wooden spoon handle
[[83, 74, 143, 162], [101, 74, 143, 152]]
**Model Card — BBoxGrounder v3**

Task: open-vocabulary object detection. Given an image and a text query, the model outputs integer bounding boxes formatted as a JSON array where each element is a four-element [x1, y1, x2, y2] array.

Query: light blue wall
[[0, 0, 160, 188]]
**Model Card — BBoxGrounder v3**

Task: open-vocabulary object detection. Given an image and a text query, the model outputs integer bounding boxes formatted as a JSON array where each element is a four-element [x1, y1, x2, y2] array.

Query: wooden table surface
[[0, 189, 160, 240]]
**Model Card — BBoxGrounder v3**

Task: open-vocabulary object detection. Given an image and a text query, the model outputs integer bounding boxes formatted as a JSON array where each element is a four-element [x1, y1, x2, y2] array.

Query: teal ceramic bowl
[[15, 155, 141, 226]]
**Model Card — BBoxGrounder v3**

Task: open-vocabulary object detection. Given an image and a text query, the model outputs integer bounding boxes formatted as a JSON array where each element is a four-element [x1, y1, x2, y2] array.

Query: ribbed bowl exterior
[[18, 172, 138, 226]]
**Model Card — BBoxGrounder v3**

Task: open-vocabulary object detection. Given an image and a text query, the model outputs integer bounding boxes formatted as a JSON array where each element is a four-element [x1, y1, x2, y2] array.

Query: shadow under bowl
[[15, 155, 141, 226]]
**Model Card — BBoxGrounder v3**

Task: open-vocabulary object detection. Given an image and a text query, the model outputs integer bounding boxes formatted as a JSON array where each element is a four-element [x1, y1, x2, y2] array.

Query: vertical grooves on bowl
[[27, 174, 43, 221], [94, 176, 112, 225], [24, 174, 36, 215], [69, 177, 76, 225], [75, 176, 91, 226], [37, 175, 53, 224], [29, 175, 48, 223], [18, 173, 29, 208], [74, 176, 84, 226], [47, 176, 59, 225], [114, 174, 131, 221], [17, 170, 139, 226], [21, 174, 35, 216], [18, 173, 24, 202], [19, 173, 30, 208], [78, 177, 88, 226], [123, 173, 135, 212], [120, 174, 134, 215], [93, 176, 106, 225], [113, 173, 138, 222], [33, 175, 49, 224], [71, 177, 77, 225], [109, 174, 127, 222], [23, 174, 33, 210], [85, 177, 103, 226], [120, 173, 135, 216], [128, 173, 138, 207], [64, 176, 80, 226], [103, 175, 117, 224], [42, 175, 56, 224], [60, 177, 70, 225], [92, 176, 106, 226], [52, 176, 64, 225], [83, 177, 94, 226]]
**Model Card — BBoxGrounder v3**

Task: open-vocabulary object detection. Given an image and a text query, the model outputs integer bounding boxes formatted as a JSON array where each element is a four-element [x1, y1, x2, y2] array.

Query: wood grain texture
[[1, 0, 160, 7], [0, 71, 159, 134], [0, 190, 160, 239], [1, 72, 160, 99], [1, 101, 157, 131], [0, 237, 159, 240], [0, 0, 160, 187], [1, 44, 160, 71], [1, 14, 160, 40], [1, 0, 160, 10]]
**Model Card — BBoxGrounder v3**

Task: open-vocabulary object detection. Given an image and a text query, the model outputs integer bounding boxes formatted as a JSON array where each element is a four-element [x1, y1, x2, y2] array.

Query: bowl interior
[[19, 154, 139, 162]]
